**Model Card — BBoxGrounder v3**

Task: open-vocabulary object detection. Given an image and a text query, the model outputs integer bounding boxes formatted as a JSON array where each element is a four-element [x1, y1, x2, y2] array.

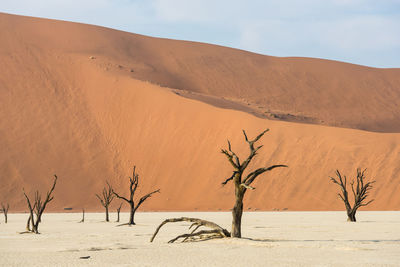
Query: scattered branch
[[150, 217, 230, 243]]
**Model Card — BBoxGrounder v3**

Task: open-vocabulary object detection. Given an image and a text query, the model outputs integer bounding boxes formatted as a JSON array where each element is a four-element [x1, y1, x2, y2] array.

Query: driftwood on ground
[[150, 217, 230, 243]]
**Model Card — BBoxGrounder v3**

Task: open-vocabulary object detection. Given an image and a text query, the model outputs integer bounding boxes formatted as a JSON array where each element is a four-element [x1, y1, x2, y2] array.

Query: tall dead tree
[[221, 129, 287, 238], [22, 175, 58, 234], [151, 129, 287, 242], [1, 203, 9, 223], [113, 166, 160, 225], [116, 203, 122, 223], [96, 182, 114, 222], [330, 168, 375, 222]]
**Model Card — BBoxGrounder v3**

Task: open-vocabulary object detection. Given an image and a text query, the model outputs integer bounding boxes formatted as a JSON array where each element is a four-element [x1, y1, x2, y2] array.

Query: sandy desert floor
[[0, 211, 399, 266]]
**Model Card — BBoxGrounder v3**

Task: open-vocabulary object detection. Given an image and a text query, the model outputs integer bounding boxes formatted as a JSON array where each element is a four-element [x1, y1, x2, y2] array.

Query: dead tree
[[22, 175, 58, 234], [330, 168, 375, 222], [151, 129, 287, 242], [221, 129, 287, 237], [116, 203, 122, 223], [96, 182, 114, 222], [1, 203, 9, 223], [113, 166, 160, 225], [151, 217, 230, 243]]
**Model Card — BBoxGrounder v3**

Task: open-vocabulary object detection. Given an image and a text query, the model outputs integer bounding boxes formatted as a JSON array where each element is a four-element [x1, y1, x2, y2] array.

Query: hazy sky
[[2, 0, 399, 68]]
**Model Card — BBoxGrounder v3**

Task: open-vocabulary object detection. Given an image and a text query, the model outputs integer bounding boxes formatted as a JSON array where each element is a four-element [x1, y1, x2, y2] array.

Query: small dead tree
[[22, 175, 58, 234], [116, 203, 122, 223], [113, 166, 160, 225], [330, 168, 375, 222], [96, 182, 114, 222], [1, 203, 9, 223], [221, 129, 287, 238]]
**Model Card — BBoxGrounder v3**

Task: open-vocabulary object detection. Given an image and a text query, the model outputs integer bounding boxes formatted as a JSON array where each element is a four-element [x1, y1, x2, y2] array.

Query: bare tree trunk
[[79, 209, 85, 223], [32, 221, 39, 234], [105, 206, 109, 222], [347, 210, 356, 222], [116, 203, 122, 223], [26, 214, 32, 231], [1, 203, 9, 223], [231, 192, 244, 238], [129, 203, 135, 225]]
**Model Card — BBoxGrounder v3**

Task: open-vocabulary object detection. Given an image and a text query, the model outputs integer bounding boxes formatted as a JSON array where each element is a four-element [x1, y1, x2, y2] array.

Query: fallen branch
[[150, 217, 230, 243]]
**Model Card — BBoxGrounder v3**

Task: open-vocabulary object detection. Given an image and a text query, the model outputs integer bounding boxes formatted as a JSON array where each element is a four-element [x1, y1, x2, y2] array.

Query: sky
[[1, 0, 400, 68]]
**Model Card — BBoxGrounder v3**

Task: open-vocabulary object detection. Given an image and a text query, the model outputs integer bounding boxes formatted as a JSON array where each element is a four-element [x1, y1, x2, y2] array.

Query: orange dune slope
[[0, 13, 399, 211], [1, 13, 400, 132]]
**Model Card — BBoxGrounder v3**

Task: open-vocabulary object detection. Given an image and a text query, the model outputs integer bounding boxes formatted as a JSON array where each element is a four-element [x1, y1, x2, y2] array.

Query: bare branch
[[112, 190, 130, 203], [221, 149, 239, 169], [239, 129, 270, 172], [168, 229, 225, 243], [240, 183, 255, 190], [243, 129, 269, 144], [95, 194, 106, 206], [228, 142, 240, 167], [182, 225, 203, 242], [150, 217, 230, 243], [135, 189, 160, 211], [221, 171, 237, 186], [130, 166, 139, 199], [244, 165, 288, 186]]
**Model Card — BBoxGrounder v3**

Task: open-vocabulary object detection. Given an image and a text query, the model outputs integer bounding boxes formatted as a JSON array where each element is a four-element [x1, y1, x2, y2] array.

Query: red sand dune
[[0, 13, 399, 212]]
